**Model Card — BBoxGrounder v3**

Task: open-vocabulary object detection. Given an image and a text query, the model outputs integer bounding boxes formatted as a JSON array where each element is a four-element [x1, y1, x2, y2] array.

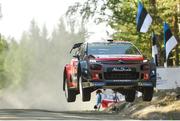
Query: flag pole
[[163, 22, 167, 68], [151, 31, 158, 66]]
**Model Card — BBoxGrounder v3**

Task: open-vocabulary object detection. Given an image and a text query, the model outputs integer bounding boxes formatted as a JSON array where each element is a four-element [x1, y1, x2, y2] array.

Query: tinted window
[[88, 43, 141, 55]]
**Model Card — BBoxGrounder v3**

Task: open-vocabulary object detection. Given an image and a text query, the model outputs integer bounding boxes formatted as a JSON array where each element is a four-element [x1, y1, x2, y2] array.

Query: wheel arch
[[77, 61, 89, 81], [63, 65, 71, 91]]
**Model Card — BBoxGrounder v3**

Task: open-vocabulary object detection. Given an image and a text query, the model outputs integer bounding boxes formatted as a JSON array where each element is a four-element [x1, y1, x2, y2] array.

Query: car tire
[[79, 76, 91, 102], [142, 87, 153, 101], [64, 78, 76, 102], [125, 90, 136, 102]]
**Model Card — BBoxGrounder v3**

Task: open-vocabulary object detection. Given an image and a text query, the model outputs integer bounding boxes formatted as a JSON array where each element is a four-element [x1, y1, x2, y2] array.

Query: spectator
[[112, 90, 120, 112], [94, 89, 102, 111], [113, 91, 119, 103]]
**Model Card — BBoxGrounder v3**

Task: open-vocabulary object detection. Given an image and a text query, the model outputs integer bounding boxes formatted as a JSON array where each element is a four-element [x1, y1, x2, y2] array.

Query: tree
[[0, 36, 9, 89], [2, 17, 87, 90], [67, 0, 180, 66], [156, 0, 180, 66]]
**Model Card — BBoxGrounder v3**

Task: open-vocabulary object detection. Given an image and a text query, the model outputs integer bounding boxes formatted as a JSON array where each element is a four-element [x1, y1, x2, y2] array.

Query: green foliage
[[67, 0, 180, 66], [0, 17, 87, 89], [0, 36, 9, 89]]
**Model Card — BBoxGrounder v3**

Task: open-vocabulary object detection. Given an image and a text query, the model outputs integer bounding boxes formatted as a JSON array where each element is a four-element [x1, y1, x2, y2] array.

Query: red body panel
[[64, 58, 78, 88]]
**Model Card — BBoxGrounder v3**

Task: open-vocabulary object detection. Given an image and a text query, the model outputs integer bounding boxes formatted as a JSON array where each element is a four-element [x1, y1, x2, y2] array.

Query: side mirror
[[70, 43, 83, 53], [143, 55, 147, 59], [142, 55, 150, 63]]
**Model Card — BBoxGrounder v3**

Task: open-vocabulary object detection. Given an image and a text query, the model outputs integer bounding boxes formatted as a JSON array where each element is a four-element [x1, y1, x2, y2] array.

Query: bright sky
[[0, 0, 113, 41]]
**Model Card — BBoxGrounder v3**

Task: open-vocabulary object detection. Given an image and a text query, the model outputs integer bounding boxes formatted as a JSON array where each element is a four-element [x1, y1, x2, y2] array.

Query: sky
[[0, 0, 113, 41]]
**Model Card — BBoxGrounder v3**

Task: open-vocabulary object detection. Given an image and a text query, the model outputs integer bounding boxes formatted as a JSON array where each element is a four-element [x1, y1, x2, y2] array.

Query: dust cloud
[[0, 23, 96, 111], [0, 48, 96, 111]]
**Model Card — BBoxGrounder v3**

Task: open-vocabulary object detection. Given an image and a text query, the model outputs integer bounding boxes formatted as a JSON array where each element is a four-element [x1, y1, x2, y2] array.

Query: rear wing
[[70, 43, 83, 53]]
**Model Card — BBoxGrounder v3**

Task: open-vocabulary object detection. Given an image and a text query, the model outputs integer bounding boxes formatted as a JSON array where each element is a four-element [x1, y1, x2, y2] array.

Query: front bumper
[[82, 80, 154, 89], [82, 62, 156, 89]]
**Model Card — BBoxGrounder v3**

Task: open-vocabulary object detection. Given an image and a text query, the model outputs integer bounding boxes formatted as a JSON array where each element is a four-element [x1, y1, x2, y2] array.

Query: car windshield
[[88, 42, 141, 55]]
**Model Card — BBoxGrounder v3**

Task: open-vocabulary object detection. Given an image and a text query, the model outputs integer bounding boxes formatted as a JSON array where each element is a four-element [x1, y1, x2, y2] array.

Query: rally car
[[63, 40, 156, 102]]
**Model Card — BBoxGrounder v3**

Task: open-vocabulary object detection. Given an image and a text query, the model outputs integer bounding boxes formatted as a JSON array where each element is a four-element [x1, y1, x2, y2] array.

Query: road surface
[[0, 109, 127, 120]]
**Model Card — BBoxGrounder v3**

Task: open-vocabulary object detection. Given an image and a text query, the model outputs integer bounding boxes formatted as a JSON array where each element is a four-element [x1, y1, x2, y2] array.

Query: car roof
[[85, 41, 132, 44]]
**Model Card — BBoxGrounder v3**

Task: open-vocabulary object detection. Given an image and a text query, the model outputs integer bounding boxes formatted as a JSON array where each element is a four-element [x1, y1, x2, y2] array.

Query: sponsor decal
[[113, 80, 132, 82], [111, 67, 132, 72], [107, 67, 136, 72], [93, 82, 105, 86]]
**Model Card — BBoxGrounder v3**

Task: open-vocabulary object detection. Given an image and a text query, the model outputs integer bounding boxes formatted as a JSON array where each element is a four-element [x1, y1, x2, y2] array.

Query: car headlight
[[90, 64, 102, 70], [143, 59, 148, 63], [141, 64, 150, 70]]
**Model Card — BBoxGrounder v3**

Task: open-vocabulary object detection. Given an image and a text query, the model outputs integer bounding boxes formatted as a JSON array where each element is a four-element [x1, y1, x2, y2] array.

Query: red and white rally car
[[63, 40, 156, 102]]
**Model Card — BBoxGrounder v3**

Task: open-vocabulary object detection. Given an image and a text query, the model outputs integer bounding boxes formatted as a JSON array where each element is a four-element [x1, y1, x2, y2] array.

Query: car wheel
[[125, 90, 136, 102], [65, 78, 76, 102], [142, 87, 153, 101], [79, 76, 91, 102]]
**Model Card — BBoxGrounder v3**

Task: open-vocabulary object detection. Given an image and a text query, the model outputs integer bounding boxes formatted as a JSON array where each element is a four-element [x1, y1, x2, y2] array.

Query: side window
[[74, 48, 80, 57]]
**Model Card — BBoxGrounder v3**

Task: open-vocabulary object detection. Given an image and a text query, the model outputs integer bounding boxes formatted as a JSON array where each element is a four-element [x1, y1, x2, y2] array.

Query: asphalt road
[[0, 109, 127, 120]]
